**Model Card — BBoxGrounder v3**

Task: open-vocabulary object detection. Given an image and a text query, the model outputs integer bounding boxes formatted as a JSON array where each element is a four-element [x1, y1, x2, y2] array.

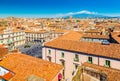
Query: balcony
[[105, 64, 110, 67]]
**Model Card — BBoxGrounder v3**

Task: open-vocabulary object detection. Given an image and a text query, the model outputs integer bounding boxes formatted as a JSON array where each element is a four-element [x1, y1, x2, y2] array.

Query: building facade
[[25, 30, 49, 44], [0, 27, 25, 50], [42, 31, 120, 81], [25, 29, 67, 44]]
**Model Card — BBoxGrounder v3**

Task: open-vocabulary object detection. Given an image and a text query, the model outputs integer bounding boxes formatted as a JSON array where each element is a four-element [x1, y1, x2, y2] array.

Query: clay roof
[[10, 49, 20, 53], [0, 27, 6, 34], [12, 29, 22, 32], [56, 31, 83, 41], [53, 30, 69, 33], [25, 30, 47, 34], [0, 53, 63, 81], [0, 28, 22, 34], [85, 29, 101, 33], [44, 31, 120, 59], [111, 32, 120, 43], [0, 44, 8, 58], [82, 62, 120, 81]]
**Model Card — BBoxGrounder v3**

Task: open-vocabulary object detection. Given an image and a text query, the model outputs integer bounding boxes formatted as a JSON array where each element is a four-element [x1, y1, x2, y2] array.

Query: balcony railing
[[74, 58, 79, 62], [88, 60, 92, 64]]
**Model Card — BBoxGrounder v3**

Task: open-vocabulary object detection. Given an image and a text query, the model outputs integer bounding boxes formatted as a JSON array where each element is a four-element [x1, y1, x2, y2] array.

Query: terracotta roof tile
[[44, 31, 120, 59], [85, 29, 101, 33], [0, 53, 62, 81], [57, 31, 83, 41], [53, 30, 69, 33], [0, 44, 8, 58], [111, 32, 120, 43], [25, 30, 47, 34]]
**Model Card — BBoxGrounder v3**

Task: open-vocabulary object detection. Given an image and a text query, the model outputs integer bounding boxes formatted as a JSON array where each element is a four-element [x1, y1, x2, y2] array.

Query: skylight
[[0, 66, 15, 80], [0, 66, 9, 76]]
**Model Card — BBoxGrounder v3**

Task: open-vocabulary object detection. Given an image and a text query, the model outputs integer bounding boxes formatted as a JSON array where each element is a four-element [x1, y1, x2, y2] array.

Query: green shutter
[[88, 57, 92, 63], [7, 39, 11, 43], [61, 52, 64, 58], [74, 54, 79, 62], [0, 40, 3, 43], [105, 60, 110, 67], [48, 50, 51, 55]]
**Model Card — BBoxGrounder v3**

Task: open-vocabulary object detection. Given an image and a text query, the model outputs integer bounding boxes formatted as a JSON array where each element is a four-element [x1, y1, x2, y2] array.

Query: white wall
[[99, 57, 120, 70], [42, 47, 120, 81]]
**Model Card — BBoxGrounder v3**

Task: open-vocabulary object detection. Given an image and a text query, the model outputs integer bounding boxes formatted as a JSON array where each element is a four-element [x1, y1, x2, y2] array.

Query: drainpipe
[[98, 56, 100, 66], [55, 49, 56, 63], [45, 47, 46, 60]]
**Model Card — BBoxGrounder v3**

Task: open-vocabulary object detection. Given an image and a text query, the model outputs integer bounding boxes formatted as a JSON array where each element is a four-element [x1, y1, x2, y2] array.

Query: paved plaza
[[17, 43, 42, 58]]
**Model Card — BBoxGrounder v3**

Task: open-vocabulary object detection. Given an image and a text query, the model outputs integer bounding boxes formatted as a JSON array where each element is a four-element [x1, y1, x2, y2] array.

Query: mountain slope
[[63, 13, 110, 18]]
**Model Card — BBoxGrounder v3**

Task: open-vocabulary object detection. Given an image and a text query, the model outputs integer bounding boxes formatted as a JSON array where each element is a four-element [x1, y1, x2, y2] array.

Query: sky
[[0, 0, 120, 18]]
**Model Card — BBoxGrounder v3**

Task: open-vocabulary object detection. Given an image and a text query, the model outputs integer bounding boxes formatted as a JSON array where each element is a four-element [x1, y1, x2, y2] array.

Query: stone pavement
[[17, 44, 42, 58]]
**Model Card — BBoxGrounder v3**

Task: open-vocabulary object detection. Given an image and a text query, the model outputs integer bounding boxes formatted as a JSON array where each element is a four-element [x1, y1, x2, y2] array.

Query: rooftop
[[85, 29, 101, 33], [56, 31, 83, 41], [52, 29, 69, 33], [0, 44, 8, 59], [25, 29, 47, 34], [0, 27, 23, 34], [44, 31, 120, 60], [82, 62, 120, 81], [111, 32, 120, 43], [0, 53, 63, 81]]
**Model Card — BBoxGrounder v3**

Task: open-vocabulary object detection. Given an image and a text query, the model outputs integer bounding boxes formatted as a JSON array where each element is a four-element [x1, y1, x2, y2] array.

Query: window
[[1, 35, 3, 38], [48, 50, 51, 55], [105, 60, 110, 67], [43, 40, 45, 42], [0, 40, 3, 43], [61, 52, 64, 58], [91, 39, 93, 42], [7, 39, 11, 43], [88, 57, 92, 63], [74, 54, 79, 62]]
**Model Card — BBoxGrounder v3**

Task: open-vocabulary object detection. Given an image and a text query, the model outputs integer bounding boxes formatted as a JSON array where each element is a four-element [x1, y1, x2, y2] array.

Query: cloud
[[100, 13, 120, 17], [55, 10, 98, 17]]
